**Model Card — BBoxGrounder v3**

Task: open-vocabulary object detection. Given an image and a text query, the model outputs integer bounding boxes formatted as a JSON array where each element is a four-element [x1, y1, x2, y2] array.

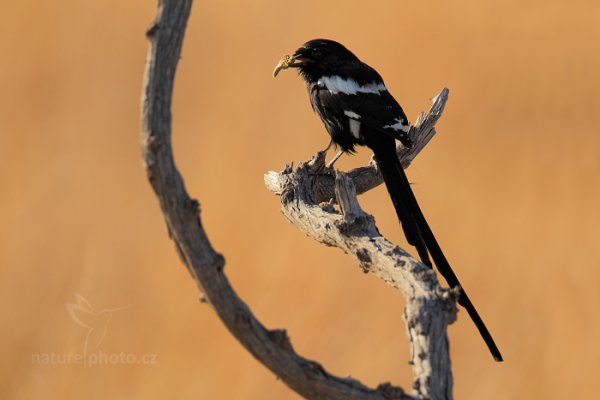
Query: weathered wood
[[265, 90, 455, 399], [140, 0, 426, 399]]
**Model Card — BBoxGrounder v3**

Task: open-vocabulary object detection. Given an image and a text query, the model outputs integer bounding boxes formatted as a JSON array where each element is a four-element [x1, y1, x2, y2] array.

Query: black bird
[[274, 39, 503, 362]]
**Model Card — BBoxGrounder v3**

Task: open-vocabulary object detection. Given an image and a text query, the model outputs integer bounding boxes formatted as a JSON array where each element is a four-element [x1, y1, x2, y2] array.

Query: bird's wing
[[313, 74, 411, 146]]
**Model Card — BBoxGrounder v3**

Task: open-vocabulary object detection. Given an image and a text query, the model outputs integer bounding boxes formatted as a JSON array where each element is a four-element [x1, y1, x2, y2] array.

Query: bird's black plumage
[[292, 40, 412, 152], [276, 39, 503, 362]]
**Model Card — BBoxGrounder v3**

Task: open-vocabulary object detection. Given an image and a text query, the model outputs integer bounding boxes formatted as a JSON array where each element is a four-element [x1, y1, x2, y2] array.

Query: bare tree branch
[[264, 90, 455, 400], [140, 0, 437, 399]]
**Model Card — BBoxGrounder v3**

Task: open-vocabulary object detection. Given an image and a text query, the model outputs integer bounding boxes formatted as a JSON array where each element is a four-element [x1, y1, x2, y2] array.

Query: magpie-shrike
[[274, 39, 502, 362]]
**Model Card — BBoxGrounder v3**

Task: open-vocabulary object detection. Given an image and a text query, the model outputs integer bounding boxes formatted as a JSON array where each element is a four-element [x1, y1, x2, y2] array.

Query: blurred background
[[1, 0, 599, 398]]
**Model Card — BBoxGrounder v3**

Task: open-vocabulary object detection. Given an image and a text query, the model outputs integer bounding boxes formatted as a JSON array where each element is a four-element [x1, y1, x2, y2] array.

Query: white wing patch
[[320, 76, 387, 95], [349, 119, 361, 139], [344, 111, 362, 139], [344, 110, 361, 119], [383, 117, 410, 133]]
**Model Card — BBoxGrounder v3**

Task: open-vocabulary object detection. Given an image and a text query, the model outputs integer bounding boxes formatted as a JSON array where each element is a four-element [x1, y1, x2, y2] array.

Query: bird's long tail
[[372, 142, 503, 362]]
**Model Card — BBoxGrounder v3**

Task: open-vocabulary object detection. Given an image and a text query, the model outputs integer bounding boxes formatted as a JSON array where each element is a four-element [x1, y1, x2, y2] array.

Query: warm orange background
[[1, 1, 599, 399]]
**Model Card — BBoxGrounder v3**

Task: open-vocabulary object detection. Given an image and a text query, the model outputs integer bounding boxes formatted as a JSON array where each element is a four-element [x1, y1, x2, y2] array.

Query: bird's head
[[273, 39, 358, 82]]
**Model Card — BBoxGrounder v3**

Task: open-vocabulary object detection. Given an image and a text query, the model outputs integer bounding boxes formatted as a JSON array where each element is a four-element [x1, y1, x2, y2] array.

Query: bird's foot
[[325, 150, 344, 170], [305, 150, 329, 175]]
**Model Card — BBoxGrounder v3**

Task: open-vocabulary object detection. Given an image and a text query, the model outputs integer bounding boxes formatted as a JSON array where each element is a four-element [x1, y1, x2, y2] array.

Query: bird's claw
[[305, 150, 329, 174]]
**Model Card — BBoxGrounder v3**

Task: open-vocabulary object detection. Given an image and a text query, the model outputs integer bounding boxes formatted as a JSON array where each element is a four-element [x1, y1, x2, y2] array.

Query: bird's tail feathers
[[372, 143, 503, 362]]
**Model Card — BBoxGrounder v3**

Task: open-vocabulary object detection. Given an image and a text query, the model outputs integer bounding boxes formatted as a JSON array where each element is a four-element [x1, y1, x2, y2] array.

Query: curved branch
[[140, 1, 417, 399]]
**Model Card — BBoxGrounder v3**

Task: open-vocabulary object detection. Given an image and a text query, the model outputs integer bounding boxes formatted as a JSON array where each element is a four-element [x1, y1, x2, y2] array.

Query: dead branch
[[264, 90, 455, 400], [140, 0, 434, 399]]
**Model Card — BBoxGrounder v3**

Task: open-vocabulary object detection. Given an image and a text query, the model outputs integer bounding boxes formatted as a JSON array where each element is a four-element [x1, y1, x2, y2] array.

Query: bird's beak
[[273, 54, 302, 77]]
